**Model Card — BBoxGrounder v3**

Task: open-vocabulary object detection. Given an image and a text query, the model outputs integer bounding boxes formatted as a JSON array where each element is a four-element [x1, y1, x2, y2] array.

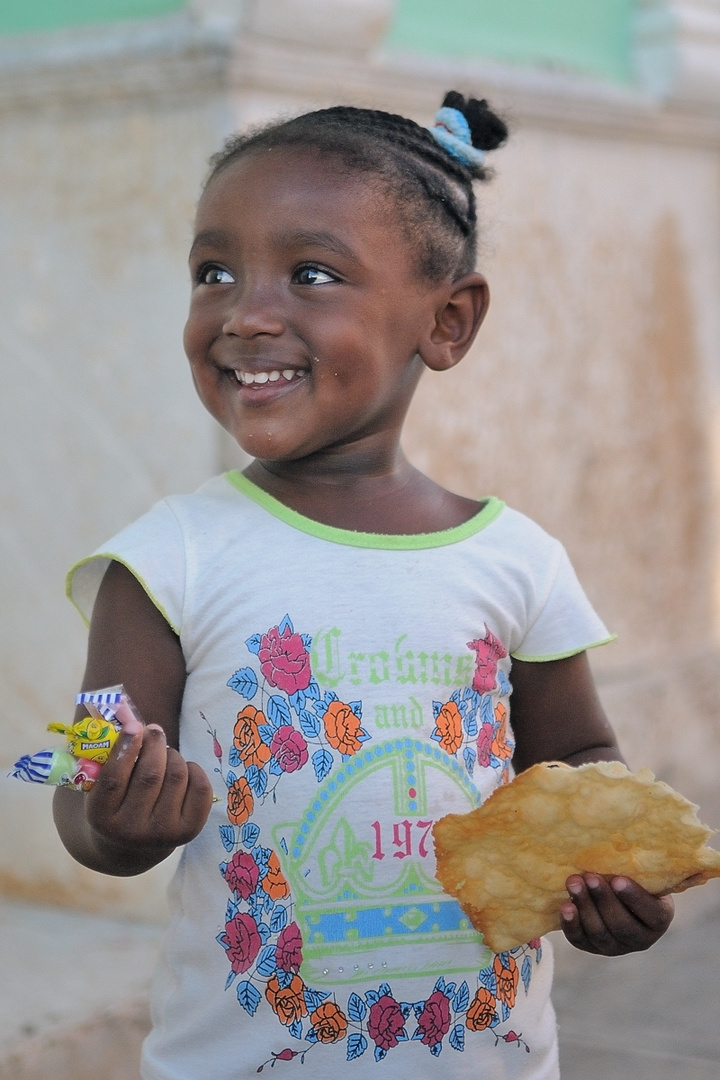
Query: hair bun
[[441, 91, 508, 153]]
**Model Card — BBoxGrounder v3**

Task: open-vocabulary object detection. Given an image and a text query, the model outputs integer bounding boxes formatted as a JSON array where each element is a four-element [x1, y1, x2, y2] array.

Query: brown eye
[[293, 265, 335, 286], [200, 265, 234, 285]]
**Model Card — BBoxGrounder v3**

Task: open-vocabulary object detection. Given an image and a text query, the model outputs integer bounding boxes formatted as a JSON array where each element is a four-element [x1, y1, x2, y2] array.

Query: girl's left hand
[[561, 874, 674, 955]]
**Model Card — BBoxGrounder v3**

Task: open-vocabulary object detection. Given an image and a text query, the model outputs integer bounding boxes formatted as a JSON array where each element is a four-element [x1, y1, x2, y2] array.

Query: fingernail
[[612, 877, 629, 893], [567, 880, 582, 896], [586, 875, 601, 890], [561, 905, 575, 922], [146, 724, 165, 736]]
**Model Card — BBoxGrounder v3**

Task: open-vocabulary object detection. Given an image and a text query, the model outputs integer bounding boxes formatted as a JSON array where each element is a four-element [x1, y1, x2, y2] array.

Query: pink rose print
[[223, 851, 260, 900], [476, 722, 494, 768], [367, 994, 406, 1051], [275, 922, 303, 973], [259, 625, 312, 694], [416, 990, 452, 1046], [270, 726, 309, 773], [222, 911, 261, 974], [467, 624, 507, 693]]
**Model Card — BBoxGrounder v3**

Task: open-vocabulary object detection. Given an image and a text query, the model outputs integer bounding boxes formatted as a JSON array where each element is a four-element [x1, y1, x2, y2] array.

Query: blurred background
[[1, 0, 719, 1076]]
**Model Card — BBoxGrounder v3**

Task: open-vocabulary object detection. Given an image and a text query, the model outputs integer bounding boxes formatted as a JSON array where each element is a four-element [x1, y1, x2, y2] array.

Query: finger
[[86, 725, 144, 817], [177, 762, 214, 842], [562, 876, 614, 953], [122, 724, 174, 816], [610, 877, 675, 932]]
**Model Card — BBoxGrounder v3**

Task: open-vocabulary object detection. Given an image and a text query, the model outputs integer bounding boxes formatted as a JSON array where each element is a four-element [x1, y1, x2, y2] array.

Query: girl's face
[[184, 148, 450, 467]]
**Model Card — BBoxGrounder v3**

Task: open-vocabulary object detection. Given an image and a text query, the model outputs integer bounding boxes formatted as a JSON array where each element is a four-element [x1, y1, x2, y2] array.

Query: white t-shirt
[[69, 473, 612, 1080]]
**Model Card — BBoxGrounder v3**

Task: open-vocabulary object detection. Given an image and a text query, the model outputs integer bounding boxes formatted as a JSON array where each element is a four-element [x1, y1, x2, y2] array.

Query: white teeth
[[234, 369, 305, 385]]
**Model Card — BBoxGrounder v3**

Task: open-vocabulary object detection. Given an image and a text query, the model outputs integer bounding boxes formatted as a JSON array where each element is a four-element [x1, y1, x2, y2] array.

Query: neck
[[242, 444, 483, 535]]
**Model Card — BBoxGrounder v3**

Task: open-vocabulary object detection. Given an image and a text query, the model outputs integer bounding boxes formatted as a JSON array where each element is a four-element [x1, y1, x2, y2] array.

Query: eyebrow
[[189, 227, 359, 263]]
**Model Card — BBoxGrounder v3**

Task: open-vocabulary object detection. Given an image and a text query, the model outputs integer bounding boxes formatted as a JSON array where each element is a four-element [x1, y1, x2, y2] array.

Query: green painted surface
[[385, 0, 635, 82], [0, 0, 184, 36]]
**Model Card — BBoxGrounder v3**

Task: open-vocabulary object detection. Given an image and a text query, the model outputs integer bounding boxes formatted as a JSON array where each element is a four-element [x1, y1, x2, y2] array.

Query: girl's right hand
[[85, 722, 213, 859]]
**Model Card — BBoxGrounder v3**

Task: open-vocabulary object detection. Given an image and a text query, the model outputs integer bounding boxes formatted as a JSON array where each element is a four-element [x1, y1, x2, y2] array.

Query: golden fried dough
[[433, 761, 720, 952]]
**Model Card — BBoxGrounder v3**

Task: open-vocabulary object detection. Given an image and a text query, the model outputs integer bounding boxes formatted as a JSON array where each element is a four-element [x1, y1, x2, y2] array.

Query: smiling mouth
[[233, 369, 307, 386]]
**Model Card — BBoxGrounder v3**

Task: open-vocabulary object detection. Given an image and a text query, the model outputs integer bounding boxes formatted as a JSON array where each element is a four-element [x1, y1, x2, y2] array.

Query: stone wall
[[1, 0, 719, 920]]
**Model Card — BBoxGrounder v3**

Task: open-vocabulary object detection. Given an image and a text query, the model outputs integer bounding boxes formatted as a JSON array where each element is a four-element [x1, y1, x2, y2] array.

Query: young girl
[[55, 93, 673, 1079]]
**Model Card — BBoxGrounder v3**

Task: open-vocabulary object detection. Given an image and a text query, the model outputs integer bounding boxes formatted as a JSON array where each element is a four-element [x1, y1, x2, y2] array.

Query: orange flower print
[[322, 700, 363, 756], [434, 701, 463, 754], [227, 775, 254, 825], [266, 973, 308, 1026], [491, 702, 513, 761], [309, 1001, 348, 1043], [493, 954, 519, 1009], [233, 705, 272, 770], [465, 986, 497, 1031], [262, 850, 290, 901]]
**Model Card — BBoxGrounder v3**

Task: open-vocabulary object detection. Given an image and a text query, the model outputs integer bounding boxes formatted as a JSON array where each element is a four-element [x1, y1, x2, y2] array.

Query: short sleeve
[[66, 500, 186, 634], [511, 542, 614, 662]]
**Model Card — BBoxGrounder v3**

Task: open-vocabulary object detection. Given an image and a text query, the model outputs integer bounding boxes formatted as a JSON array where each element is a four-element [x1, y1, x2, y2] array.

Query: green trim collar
[[225, 472, 504, 550]]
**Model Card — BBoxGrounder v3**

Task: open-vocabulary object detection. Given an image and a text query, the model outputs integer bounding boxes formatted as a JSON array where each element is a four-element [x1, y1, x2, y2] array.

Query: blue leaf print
[[312, 748, 333, 782], [269, 757, 283, 776], [219, 825, 236, 852], [312, 698, 327, 718], [432, 700, 443, 720], [347, 1034, 367, 1061], [304, 988, 329, 1011], [349, 700, 363, 718], [255, 944, 278, 978], [245, 765, 268, 798], [270, 905, 288, 933], [305, 678, 321, 700], [463, 746, 476, 777], [347, 993, 367, 1022], [378, 982, 392, 997], [449, 1024, 465, 1052], [478, 967, 496, 995], [237, 980, 261, 1016], [257, 724, 275, 746], [413, 1002, 425, 1020], [228, 745, 241, 768], [481, 695, 494, 726], [268, 695, 292, 728], [453, 981, 470, 1014], [254, 845, 271, 870], [245, 634, 262, 656], [434, 976, 447, 994], [536, 944, 543, 964], [500, 1001, 511, 1023], [497, 952, 511, 967], [278, 615, 294, 635], [374, 1046, 387, 1062], [357, 728, 371, 743], [323, 690, 339, 707], [289, 1018, 303, 1041], [226, 770, 237, 787], [257, 922, 271, 944], [305, 1029, 318, 1044], [241, 822, 260, 848], [276, 969, 293, 989], [228, 667, 258, 699], [288, 690, 306, 715], [300, 633, 312, 648], [464, 713, 478, 738], [225, 968, 237, 991], [226, 899, 240, 922], [522, 955, 532, 993], [365, 989, 380, 1006], [299, 710, 321, 738], [498, 670, 511, 696], [411, 1027, 424, 1041], [430, 1042, 442, 1057]]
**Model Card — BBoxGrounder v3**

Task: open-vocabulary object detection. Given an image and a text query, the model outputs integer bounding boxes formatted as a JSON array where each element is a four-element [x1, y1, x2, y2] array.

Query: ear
[[419, 272, 490, 372]]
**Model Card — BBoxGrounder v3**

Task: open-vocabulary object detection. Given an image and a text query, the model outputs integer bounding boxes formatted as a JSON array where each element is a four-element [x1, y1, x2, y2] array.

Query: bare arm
[[510, 651, 673, 954], [53, 561, 213, 876]]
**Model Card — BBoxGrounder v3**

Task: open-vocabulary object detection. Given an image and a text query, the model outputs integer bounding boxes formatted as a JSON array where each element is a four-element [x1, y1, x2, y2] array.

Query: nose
[[222, 279, 285, 338]]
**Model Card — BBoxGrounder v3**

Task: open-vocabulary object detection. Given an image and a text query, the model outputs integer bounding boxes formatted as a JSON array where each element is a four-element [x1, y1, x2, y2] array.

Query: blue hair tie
[[428, 106, 486, 169]]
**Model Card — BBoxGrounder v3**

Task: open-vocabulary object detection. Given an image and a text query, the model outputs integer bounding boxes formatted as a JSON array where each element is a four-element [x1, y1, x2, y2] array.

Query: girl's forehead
[[198, 146, 388, 223]]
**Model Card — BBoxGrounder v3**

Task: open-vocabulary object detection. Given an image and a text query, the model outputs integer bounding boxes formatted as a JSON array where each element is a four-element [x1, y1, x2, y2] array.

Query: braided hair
[[205, 92, 508, 282]]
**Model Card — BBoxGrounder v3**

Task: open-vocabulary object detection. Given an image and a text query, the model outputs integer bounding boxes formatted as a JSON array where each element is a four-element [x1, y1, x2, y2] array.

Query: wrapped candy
[[8, 685, 143, 791]]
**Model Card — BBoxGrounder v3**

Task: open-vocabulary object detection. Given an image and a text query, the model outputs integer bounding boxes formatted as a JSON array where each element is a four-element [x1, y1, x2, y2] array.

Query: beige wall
[[1, 1, 719, 920]]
